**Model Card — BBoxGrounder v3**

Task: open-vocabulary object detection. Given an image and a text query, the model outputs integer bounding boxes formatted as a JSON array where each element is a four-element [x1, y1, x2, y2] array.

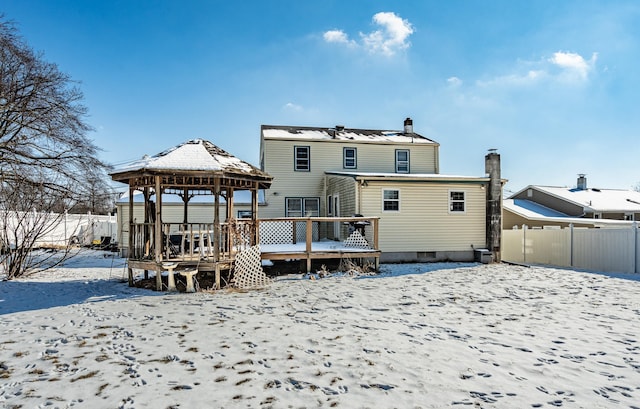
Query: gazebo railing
[[129, 221, 255, 262]]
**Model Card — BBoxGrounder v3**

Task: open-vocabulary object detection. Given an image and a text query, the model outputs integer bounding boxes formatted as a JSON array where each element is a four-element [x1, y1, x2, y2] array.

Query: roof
[[510, 185, 640, 213], [261, 125, 438, 145], [110, 139, 272, 183], [503, 198, 634, 227], [326, 171, 489, 183]]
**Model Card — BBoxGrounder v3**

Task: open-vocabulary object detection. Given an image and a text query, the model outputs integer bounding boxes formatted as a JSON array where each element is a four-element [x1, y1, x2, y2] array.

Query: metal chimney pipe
[[403, 117, 413, 134]]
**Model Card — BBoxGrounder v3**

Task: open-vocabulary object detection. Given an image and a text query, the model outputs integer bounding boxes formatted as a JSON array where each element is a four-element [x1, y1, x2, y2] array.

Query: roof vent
[[403, 117, 413, 134], [577, 174, 587, 190]]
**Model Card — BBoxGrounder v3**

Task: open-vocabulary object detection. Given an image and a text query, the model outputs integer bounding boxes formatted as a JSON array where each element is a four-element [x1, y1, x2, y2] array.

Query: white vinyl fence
[[502, 224, 640, 274], [1, 210, 117, 248]]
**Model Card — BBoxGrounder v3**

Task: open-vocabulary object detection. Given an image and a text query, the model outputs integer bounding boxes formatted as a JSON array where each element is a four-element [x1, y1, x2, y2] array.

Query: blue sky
[[3, 0, 640, 194]]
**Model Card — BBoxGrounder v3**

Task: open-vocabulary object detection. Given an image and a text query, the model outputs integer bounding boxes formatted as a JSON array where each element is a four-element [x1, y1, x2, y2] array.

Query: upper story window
[[383, 189, 400, 211], [343, 147, 357, 169], [395, 149, 409, 173], [449, 191, 465, 213], [294, 146, 310, 171]]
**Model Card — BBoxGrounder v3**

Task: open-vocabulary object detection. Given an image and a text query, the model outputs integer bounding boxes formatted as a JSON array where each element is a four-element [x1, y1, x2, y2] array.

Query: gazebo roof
[[110, 139, 272, 190]]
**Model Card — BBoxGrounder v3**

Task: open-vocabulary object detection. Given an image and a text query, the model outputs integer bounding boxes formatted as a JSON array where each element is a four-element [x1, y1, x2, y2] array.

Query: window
[[294, 146, 310, 171], [237, 210, 252, 218], [343, 147, 357, 169], [286, 197, 320, 217], [383, 189, 400, 211], [327, 195, 333, 215], [395, 149, 409, 173], [449, 191, 465, 212], [625, 214, 635, 221]]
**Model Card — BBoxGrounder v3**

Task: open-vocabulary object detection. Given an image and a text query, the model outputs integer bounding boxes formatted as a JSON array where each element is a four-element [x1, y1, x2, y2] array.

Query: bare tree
[[0, 17, 110, 279]]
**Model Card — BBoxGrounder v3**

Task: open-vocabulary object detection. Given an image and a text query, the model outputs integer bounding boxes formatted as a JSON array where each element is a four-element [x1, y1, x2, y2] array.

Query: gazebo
[[110, 139, 273, 291]]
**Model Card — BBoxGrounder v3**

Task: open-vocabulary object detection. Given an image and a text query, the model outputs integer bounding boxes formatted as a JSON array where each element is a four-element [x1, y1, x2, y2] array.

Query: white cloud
[[361, 12, 414, 56], [447, 76, 463, 87], [549, 51, 598, 81], [477, 51, 597, 89], [323, 30, 351, 44], [283, 102, 303, 112], [322, 12, 414, 56]]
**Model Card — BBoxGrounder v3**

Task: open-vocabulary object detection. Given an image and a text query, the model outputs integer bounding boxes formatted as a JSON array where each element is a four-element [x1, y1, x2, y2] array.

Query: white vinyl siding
[[360, 182, 486, 252], [325, 175, 357, 217], [260, 138, 439, 218]]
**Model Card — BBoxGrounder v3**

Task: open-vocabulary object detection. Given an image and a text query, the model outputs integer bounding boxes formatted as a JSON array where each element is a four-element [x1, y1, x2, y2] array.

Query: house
[[260, 118, 502, 263], [504, 174, 640, 229]]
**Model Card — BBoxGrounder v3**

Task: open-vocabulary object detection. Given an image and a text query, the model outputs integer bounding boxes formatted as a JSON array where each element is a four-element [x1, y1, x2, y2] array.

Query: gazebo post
[[143, 187, 150, 279], [127, 185, 134, 286], [251, 186, 258, 245], [227, 188, 234, 221], [154, 176, 163, 291], [213, 178, 221, 263]]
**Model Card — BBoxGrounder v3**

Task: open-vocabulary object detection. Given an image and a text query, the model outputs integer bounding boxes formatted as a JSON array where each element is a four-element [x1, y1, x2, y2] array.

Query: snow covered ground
[[1, 250, 639, 408]]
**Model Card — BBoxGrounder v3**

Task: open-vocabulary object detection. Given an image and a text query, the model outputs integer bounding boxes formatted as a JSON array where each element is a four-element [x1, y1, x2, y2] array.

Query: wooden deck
[[127, 216, 380, 290]]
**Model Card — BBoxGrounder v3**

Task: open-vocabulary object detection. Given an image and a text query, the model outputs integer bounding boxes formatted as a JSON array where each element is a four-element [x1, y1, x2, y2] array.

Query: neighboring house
[[504, 174, 640, 229], [260, 118, 501, 262]]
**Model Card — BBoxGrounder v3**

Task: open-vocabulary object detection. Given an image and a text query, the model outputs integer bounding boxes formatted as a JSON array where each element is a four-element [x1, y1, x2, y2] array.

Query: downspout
[[322, 174, 327, 216], [355, 177, 361, 215]]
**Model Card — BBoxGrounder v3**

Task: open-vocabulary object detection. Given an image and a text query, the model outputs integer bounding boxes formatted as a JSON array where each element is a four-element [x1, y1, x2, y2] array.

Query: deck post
[[306, 218, 312, 273]]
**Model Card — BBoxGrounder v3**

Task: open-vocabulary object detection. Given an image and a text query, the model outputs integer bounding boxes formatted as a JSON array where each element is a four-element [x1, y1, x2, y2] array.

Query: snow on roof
[[261, 125, 438, 145], [504, 199, 570, 218], [112, 139, 268, 177], [503, 198, 635, 227], [326, 171, 488, 181], [522, 185, 640, 212]]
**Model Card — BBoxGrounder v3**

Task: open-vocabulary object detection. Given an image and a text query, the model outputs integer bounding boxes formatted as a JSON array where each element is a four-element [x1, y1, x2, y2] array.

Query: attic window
[[343, 147, 357, 169], [395, 149, 409, 173], [294, 146, 310, 171]]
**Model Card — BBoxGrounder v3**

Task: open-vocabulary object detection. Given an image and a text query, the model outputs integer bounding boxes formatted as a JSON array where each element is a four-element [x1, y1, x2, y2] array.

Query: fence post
[[569, 223, 574, 267], [634, 221, 638, 274], [522, 224, 527, 263]]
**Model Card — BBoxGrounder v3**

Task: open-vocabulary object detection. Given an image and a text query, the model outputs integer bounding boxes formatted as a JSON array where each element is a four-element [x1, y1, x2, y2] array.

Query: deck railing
[[128, 216, 379, 264]]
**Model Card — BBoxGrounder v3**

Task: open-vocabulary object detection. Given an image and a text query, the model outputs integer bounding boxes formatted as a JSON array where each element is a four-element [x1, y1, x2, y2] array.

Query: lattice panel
[[295, 221, 319, 242], [343, 230, 371, 249], [259, 221, 294, 245], [232, 245, 272, 289]]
